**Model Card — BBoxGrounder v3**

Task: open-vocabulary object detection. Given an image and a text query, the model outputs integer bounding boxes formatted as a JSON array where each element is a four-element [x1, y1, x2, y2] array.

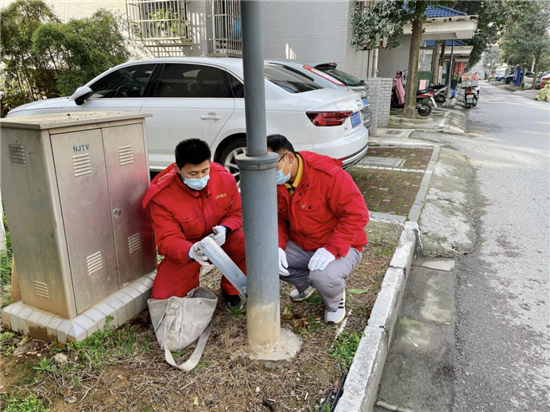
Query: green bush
[[535, 83, 550, 102], [1, 0, 132, 116]]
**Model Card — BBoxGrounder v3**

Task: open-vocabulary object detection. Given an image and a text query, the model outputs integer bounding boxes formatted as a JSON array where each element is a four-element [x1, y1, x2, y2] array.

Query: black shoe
[[222, 291, 243, 311]]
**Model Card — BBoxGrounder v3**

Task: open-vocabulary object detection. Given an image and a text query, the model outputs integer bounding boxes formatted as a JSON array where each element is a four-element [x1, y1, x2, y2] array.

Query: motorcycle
[[463, 86, 478, 109], [432, 84, 448, 103], [391, 71, 433, 117]]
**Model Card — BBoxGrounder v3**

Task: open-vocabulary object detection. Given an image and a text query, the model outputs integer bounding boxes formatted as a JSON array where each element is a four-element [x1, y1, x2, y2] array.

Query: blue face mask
[[184, 174, 210, 191], [276, 157, 291, 185]]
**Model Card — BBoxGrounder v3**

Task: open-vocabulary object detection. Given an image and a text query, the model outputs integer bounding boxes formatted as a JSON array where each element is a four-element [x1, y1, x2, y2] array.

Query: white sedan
[[7, 58, 369, 176]]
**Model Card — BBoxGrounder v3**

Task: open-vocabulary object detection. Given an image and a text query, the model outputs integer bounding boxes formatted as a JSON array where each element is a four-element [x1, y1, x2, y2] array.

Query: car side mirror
[[70, 86, 93, 106], [359, 79, 365, 85]]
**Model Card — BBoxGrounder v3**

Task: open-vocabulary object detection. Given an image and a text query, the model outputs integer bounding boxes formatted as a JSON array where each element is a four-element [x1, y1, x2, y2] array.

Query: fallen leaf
[[348, 289, 369, 295], [18, 336, 30, 347]]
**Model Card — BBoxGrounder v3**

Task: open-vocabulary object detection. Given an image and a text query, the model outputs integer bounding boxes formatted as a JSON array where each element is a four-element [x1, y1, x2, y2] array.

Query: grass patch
[[330, 332, 363, 370], [0, 392, 49, 412]]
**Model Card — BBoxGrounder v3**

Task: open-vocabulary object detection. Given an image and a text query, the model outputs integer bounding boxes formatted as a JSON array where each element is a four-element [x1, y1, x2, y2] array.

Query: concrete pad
[[399, 267, 455, 326], [418, 259, 456, 272], [335, 326, 388, 412], [377, 318, 455, 412], [417, 148, 476, 257], [1, 271, 155, 342], [248, 328, 302, 362]]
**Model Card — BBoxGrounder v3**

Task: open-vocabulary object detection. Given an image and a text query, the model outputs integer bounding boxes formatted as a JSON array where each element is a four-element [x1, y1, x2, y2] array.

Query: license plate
[[362, 97, 370, 106], [466, 94, 474, 103], [430, 97, 438, 108], [351, 111, 361, 128]]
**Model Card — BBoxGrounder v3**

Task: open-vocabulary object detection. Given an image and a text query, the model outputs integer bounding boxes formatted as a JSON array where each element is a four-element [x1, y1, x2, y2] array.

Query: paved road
[[451, 82, 549, 412], [375, 83, 550, 412]]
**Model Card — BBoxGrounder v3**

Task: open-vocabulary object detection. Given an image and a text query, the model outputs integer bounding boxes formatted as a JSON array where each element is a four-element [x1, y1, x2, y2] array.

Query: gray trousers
[[281, 241, 362, 311]]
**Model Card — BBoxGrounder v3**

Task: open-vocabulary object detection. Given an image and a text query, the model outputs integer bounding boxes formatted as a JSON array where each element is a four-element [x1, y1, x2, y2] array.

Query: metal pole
[[237, 0, 281, 352], [447, 40, 454, 99]]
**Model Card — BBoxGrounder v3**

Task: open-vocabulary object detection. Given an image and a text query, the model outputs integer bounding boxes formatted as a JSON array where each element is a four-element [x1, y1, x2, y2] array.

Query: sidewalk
[[338, 126, 476, 411], [387, 108, 466, 135]]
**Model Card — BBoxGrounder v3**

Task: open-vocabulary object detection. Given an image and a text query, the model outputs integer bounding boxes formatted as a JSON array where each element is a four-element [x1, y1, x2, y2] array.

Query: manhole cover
[[384, 130, 405, 136], [360, 157, 405, 167]]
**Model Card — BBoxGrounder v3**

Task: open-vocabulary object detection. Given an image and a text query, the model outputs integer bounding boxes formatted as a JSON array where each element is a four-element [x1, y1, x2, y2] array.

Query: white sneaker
[[289, 286, 316, 302], [324, 291, 346, 324]]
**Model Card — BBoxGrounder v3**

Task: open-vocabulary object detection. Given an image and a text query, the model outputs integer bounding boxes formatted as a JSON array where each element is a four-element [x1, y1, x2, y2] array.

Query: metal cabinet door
[[50, 128, 119, 314], [102, 122, 156, 287]]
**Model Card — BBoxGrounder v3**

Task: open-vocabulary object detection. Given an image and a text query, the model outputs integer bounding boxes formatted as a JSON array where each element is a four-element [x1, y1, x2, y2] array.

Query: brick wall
[[365, 77, 392, 136]]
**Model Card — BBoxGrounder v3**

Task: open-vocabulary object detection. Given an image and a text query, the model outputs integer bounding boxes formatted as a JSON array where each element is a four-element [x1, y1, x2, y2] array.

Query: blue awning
[[425, 5, 467, 18], [424, 40, 467, 47]]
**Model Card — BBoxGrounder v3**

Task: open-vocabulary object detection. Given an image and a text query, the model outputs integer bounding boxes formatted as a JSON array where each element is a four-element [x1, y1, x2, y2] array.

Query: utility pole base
[[248, 328, 301, 362]]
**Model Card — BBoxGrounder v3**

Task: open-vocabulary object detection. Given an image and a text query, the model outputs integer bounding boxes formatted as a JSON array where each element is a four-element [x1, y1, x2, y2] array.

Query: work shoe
[[222, 291, 243, 311], [324, 291, 346, 324], [290, 286, 316, 302]]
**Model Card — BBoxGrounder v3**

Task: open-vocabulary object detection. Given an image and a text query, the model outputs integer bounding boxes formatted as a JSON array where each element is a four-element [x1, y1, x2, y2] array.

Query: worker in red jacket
[[267, 134, 369, 324], [142, 139, 245, 309]]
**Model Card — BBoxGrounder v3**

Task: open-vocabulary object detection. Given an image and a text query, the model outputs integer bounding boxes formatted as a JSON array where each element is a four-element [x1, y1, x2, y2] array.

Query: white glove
[[308, 248, 335, 271], [278, 247, 289, 276], [188, 242, 210, 266], [211, 225, 227, 246]]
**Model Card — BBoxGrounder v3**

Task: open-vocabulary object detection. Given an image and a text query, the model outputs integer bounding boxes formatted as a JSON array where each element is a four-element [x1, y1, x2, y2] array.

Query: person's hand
[[308, 248, 335, 271], [211, 225, 227, 246], [278, 247, 289, 276], [188, 242, 210, 266]]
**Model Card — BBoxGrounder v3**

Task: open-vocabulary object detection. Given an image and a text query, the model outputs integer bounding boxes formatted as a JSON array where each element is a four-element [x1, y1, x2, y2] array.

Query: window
[[126, 0, 191, 42], [154, 64, 231, 98], [227, 74, 244, 98], [264, 64, 323, 94], [90, 64, 155, 98], [207, 0, 242, 57], [316, 66, 363, 87]]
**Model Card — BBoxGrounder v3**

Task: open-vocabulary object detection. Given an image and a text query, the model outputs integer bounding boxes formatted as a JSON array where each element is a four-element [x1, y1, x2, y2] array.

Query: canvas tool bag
[[148, 287, 217, 371]]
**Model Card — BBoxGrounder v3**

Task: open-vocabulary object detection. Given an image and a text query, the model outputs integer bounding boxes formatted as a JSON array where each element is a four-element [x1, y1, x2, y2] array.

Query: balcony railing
[[126, 0, 191, 44], [207, 0, 242, 57]]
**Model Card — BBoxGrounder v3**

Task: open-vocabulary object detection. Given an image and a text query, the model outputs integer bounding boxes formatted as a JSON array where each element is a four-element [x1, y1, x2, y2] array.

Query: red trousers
[[151, 229, 247, 299]]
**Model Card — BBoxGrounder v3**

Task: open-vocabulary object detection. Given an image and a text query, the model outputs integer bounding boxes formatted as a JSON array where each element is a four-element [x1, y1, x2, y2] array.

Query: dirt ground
[[0, 222, 402, 411]]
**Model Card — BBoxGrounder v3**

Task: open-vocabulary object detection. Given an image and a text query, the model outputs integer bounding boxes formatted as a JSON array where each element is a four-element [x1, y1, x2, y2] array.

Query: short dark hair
[[266, 134, 296, 155], [175, 139, 212, 168]]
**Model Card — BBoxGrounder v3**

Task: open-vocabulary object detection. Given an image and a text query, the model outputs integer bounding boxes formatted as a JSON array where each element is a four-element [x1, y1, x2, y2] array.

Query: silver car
[[267, 61, 372, 130]]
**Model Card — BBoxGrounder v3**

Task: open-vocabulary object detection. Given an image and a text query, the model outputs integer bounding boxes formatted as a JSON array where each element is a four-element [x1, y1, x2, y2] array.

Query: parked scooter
[[462, 86, 478, 109], [432, 84, 448, 103], [391, 71, 432, 117]]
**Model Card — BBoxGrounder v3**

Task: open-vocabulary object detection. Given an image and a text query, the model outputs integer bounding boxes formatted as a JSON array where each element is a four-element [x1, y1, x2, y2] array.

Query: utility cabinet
[[1, 112, 156, 319]]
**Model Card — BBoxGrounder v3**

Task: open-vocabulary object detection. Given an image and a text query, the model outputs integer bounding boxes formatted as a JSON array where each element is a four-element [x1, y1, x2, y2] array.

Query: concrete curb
[[408, 145, 440, 223], [336, 222, 417, 412]]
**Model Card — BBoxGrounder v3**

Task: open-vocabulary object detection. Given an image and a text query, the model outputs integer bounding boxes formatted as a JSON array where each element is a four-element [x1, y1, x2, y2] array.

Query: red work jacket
[[277, 151, 369, 258], [142, 162, 242, 264]]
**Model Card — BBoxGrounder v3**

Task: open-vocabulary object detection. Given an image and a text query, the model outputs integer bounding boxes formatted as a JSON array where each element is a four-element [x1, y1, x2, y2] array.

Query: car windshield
[[264, 64, 323, 93], [316, 66, 363, 87]]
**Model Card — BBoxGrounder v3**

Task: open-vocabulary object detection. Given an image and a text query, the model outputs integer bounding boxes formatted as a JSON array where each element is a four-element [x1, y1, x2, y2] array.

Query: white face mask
[[184, 174, 210, 191], [276, 155, 291, 185]]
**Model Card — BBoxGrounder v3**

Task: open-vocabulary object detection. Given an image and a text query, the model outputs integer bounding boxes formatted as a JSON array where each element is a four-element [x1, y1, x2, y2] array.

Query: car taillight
[[303, 65, 345, 86], [306, 111, 353, 126]]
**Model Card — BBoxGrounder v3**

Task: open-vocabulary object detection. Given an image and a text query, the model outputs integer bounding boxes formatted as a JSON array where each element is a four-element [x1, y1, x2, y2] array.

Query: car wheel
[[219, 138, 247, 182]]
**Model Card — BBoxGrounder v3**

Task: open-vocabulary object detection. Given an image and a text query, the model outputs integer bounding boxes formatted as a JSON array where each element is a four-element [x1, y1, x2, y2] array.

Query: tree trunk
[[532, 55, 540, 90], [403, 8, 423, 119]]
